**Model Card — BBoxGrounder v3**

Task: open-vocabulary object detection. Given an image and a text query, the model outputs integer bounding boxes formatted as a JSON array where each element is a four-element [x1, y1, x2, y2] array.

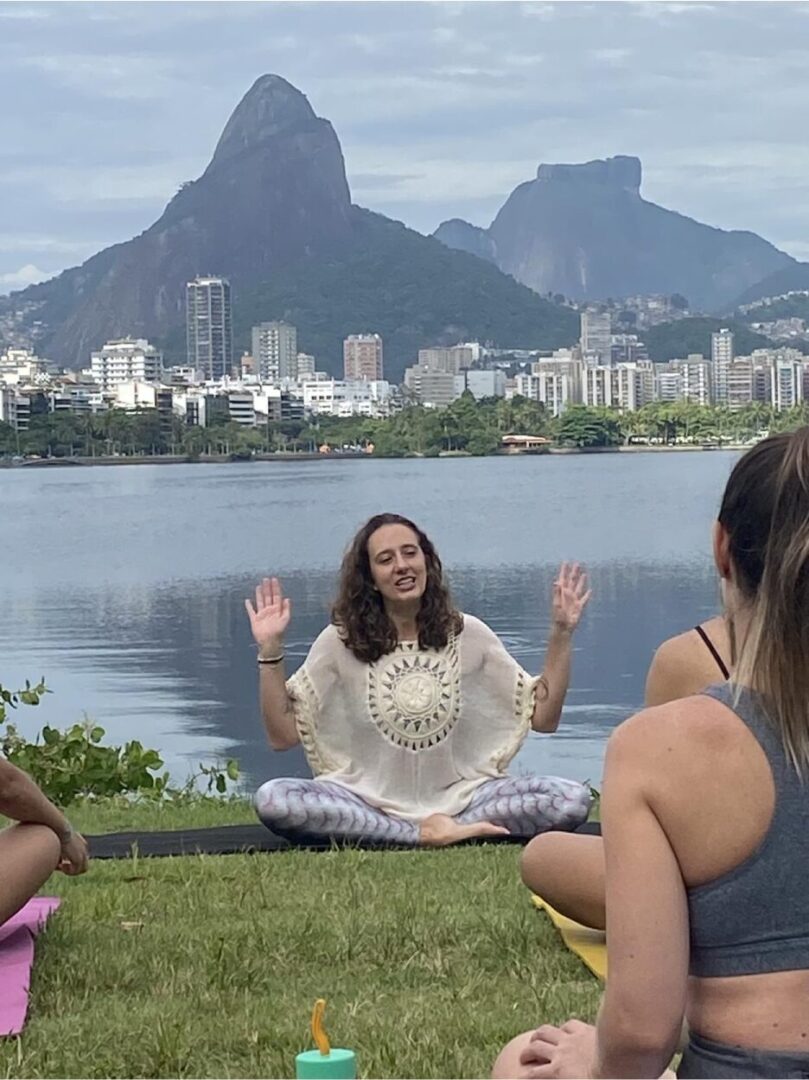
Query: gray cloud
[[1, 0, 809, 292]]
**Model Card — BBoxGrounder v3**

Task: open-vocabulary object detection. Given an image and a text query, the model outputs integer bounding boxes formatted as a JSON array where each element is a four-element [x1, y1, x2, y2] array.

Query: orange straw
[[311, 999, 331, 1056]]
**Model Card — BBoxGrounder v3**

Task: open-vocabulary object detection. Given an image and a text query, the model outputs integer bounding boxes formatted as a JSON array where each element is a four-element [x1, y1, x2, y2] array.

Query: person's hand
[[519, 1020, 597, 1079], [244, 577, 292, 652], [58, 833, 89, 876], [419, 814, 509, 847], [551, 563, 591, 635]]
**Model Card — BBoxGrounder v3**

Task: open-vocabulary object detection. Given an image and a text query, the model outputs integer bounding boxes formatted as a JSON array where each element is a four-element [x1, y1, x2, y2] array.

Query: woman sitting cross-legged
[[0, 756, 89, 926], [520, 612, 734, 932], [245, 512, 592, 847], [494, 429, 809, 1079]]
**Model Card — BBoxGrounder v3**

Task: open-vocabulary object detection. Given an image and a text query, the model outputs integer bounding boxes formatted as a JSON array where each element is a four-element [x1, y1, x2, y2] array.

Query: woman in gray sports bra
[[493, 428, 809, 1080]]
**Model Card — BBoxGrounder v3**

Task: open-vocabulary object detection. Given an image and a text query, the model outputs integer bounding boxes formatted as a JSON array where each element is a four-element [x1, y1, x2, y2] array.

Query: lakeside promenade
[[0, 443, 751, 469]]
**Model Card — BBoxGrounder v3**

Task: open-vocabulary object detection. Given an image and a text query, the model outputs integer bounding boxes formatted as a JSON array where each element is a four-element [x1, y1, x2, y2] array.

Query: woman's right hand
[[244, 577, 292, 652], [58, 833, 89, 876]]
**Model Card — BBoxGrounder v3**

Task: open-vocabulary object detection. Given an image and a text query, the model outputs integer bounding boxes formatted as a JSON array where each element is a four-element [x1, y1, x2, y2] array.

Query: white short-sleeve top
[[285, 614, 538, 820]]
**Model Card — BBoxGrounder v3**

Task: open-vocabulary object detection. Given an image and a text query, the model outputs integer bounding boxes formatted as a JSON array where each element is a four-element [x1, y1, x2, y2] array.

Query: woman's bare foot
[[419, 813, 510, 847]]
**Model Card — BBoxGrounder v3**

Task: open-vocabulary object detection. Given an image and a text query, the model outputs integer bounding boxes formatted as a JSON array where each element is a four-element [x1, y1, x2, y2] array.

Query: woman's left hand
[[519, 1020, 597, 1078], [552, 563, 591, 634]]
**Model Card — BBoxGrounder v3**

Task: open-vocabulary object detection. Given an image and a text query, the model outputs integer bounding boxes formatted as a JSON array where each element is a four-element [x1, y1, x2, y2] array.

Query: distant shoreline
[[0, 444, 747, 469]]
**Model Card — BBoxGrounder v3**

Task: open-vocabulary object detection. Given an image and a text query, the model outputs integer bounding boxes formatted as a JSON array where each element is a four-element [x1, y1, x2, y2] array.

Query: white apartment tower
[[91, 338, 162, 391], [514, 371, 573, 417], [675, 356, 713, 407], [711, 328, 734, 365], [581, 365, 614, 407], [580, 311, 612, 364], [772, 360, 805, 411], [252, 322, 298, 382], [186, 277, 233, 381], [296, 353, 316, 379], [614, 362, 655, 411]]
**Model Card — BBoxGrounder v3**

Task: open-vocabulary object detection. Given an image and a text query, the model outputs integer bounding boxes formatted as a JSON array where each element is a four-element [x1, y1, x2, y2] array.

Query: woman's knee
[[520, 831, 568, 892], [560, 780, 593, 826], [15, 822, 61, 865], [492, 1031, 534, 1079], [522, 775, 592, 828], [254, 777, 291, 820], [0, 824, 62, 926]]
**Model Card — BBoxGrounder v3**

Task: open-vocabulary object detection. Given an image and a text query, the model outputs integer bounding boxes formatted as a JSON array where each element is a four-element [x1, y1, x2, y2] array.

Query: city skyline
[[2, 1, 809, 293]]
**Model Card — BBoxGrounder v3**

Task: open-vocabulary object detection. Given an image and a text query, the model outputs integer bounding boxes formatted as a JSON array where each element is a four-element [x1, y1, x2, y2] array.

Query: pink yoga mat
[[0, 897, 60, 1037]]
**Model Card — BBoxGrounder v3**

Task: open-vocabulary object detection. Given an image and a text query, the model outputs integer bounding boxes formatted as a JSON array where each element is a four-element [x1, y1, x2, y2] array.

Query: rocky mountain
[[732, 262, 809, 308], [434, 156, 795, 314], [1, 75, 576, 380]]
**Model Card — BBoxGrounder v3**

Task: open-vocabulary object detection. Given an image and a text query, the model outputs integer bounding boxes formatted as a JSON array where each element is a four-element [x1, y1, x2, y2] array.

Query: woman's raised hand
[[244, 577, 292, 651], [551, 562, 591, 634]]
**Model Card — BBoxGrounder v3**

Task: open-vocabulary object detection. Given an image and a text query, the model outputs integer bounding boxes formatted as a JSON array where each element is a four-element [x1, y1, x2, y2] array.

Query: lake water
[[0, 452, 739, 794]]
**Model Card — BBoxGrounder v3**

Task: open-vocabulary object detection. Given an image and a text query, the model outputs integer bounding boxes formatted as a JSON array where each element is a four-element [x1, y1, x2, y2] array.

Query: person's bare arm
[[532, 563, 591, 733], [0, 757, 70, 835], [593, 713, 688, 1077], [0, 757, 89, 874], [245, 577, 300, 751]]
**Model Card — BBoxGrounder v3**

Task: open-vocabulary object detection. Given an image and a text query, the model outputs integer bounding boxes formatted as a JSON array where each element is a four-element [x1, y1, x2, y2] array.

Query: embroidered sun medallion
[[368, 646, 460, 751]]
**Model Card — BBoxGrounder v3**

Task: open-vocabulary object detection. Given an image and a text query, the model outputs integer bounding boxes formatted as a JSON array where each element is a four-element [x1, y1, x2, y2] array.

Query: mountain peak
[[208, 74, 318, 170], [536, 155, 642, 194], [435, 154, 793, 311]]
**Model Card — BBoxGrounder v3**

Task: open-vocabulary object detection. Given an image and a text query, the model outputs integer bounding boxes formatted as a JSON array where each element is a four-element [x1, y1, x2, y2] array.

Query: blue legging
[[255, 774, 592, 845]]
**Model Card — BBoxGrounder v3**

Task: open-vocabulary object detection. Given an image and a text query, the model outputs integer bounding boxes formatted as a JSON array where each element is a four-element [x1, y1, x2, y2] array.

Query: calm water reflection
[[0, 453, 737, 788]]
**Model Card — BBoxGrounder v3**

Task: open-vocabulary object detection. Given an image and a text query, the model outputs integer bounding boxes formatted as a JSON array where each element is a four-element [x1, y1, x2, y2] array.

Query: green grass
[[0, 803, 601, 1078]]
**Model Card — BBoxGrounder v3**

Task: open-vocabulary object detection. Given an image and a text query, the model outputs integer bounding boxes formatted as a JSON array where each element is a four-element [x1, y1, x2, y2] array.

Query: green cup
[[295, 1048, 357, 1079]]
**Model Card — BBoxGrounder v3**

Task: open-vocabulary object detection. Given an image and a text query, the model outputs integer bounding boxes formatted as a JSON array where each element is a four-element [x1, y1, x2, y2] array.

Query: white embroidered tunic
[[286, 614, 539, 820]]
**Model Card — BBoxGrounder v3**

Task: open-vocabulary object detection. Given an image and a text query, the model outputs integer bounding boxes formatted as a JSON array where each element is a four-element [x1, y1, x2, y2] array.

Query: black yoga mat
[[87, 819, 599, 859], [87, 824, 297, 859]]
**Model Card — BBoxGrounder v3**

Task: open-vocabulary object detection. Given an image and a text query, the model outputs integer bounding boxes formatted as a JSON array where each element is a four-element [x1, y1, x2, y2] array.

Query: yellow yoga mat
[[532, 895, 607, 980]]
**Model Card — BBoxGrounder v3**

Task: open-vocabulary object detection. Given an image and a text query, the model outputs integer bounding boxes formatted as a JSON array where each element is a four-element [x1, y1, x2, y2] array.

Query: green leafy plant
[[1, 678, 240, 805], [0, 677, 48, 723]]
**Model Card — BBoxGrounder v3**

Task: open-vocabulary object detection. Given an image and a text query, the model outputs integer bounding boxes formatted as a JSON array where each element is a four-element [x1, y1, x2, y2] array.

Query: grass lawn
[[0, 801, 601, 1078]]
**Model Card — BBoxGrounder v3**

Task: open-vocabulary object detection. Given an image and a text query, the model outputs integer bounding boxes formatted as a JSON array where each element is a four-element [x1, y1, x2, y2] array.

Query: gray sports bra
[[688, 683, 809, 978]]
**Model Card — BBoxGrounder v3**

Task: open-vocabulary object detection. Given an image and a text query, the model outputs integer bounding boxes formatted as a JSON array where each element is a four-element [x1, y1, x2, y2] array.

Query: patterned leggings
[[254, 774, 592, 846]]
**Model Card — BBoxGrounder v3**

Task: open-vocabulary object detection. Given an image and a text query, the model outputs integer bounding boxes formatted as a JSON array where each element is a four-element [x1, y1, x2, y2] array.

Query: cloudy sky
[[2, 0, 809, 293]]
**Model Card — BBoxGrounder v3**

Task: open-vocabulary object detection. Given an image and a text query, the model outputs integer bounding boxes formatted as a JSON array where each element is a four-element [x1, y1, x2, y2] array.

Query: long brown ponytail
[[719, 427, 809, 771]]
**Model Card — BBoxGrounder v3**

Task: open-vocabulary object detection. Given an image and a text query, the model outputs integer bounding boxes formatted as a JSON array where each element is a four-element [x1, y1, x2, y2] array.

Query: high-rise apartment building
[[711, 328, 734, 365], [655, 371, 684, 403], [772, 360, 805, 411], [580, 311, 612, 364], [673, 357, 713, 407], [514, 371, 575, 417], [727, 358, 753, 410], [91, 338, 162, 391], [581, 365, 614, 407], [416, 345, 475, 374], [296, 353, 316, 379], [614, 362, 655, 411], [344, 334, 383, 381], [186, 277, 233, 381], [251, 321, 298, 382]]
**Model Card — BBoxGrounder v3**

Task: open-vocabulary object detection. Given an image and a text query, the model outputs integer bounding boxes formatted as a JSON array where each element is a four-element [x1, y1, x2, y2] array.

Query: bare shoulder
[[645, 619, 727, 706], [609, 694, 746, 767], [651, 626, 704, 669]]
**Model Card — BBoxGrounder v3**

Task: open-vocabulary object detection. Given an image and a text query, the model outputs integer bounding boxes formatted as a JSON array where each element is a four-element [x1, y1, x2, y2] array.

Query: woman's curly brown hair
[[331, 513, 463, 663]]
